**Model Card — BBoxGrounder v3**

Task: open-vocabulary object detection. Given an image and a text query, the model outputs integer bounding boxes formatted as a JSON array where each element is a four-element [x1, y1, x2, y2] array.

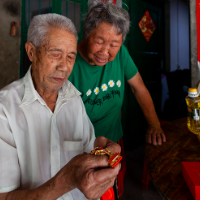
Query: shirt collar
[[20, 66, 81, 107]]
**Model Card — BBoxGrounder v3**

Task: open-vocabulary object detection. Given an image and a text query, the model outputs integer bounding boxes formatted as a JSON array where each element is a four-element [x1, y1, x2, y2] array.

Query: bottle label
[[193, 109, 200, 120]]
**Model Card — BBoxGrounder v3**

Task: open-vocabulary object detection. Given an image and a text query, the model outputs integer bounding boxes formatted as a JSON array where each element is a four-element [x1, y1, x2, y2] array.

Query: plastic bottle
[[185, 88, 200, 135]]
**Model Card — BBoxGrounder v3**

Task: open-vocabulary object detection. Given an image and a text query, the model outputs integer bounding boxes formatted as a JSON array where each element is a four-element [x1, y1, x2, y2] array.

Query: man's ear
[[25, 42, 36, 62]]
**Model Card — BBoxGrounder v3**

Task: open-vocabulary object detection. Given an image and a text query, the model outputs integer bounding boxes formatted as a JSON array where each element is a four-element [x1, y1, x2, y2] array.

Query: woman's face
[[86, 21, 123, 66]]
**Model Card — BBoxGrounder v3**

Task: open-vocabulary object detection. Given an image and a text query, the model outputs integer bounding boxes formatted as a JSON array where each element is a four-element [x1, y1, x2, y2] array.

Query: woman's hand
[[146, 124, 166, 145]]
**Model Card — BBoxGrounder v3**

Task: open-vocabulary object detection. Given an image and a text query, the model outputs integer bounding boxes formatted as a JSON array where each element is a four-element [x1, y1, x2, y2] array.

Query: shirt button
[[53, 146, 57, 150]]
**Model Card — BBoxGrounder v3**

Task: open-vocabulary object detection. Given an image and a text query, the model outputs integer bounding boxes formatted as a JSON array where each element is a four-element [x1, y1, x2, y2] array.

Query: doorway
[[122, 0, 164, 149]]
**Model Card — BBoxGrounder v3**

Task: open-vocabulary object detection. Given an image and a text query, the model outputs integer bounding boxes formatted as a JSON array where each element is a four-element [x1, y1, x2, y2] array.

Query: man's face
[[86, 21, 123, 66], [30, 28, 77, 92]]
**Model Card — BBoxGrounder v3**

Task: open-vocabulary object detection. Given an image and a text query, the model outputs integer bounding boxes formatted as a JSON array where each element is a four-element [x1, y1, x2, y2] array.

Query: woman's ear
[[25, 42, 36, 62]]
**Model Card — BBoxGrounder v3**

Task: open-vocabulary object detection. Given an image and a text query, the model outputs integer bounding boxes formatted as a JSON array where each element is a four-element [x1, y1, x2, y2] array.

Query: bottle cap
[[188, 88, 197, 92], [188, 88, 198, 97]]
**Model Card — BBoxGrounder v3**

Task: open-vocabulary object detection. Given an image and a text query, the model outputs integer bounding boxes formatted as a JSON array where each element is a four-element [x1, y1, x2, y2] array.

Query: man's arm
[[127, 72, 166, 145], [0, 151, 120, 200], [0, 174, 71, 200], [0, 136, 121, 200]]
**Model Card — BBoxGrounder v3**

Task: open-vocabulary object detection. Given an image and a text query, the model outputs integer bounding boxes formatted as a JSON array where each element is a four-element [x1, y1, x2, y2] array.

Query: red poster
[[138, 10, 156, 42], [197, 0, 200, 67]]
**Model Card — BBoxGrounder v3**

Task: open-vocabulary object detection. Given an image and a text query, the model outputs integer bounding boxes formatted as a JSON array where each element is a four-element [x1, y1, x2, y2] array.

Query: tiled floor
[[119, 145, 162, 200]]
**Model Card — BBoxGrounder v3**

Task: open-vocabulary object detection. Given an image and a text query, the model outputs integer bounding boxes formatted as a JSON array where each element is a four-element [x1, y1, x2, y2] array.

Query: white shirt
[[0, 67, 96, 200]]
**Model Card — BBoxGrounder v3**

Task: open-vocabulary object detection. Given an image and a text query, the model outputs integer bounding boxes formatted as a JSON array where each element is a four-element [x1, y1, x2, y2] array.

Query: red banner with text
[[197, 0, 200, 67]]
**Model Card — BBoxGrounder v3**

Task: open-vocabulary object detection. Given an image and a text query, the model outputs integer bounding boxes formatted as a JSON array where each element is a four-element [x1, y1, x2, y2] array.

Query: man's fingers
[[93, 163, 120, 183], [96, 177, 115, 194], [89, 154, 110, 168], [94, 136, 107, 148], [106, 142, 121, 154], [84, 177, 115, 199], [98, 178, 115, 196], [94, 136, 121, 154], [74, 154, 109, 168]]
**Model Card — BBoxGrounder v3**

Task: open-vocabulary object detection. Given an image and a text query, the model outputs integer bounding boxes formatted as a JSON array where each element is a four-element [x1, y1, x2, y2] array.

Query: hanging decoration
[[138, 10, 156, 42], [197, 0, 200, 68]]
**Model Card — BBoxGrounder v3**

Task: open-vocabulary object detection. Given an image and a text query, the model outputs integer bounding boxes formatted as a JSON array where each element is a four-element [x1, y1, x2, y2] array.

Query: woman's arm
[[127, 72, 166, 145]]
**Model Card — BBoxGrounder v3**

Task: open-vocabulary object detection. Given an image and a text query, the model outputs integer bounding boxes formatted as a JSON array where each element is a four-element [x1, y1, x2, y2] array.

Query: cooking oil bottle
[[185, 88, 200, 134]]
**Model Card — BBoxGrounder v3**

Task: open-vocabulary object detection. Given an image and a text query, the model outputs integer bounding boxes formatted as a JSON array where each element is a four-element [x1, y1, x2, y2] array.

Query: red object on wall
[[11, 22, 17, 36], [197, 0, 200, 68], [138, 10, 156, 42], [181, 162, 200, 200]]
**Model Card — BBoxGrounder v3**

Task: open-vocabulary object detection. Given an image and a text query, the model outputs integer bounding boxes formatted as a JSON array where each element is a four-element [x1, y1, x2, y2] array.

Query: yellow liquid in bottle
[[185, 96, 200, 134]]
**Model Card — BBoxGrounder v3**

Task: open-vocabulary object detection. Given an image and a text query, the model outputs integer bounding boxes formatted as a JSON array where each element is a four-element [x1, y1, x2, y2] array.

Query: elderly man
[[0, 14, 120, 200]]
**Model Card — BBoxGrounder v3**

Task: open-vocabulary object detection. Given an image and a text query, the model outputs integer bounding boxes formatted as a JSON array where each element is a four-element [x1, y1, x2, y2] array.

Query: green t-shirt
[[68, 45, 138, 143]]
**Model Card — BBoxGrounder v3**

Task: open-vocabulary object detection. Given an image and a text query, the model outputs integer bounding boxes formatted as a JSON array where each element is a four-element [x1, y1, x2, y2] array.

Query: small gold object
[[91, 147, 122, 168]]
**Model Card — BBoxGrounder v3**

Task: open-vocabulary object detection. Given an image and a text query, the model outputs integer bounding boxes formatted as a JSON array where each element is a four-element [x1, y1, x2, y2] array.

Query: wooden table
[[145, 118, 200, 200]]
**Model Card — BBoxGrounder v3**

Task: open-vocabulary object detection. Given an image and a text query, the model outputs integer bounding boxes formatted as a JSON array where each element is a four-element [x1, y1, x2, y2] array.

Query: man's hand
[[55, 152, 120, 199], [94, 136, 121, 154], [0, 151, 120, 200], [0, 137, 121, 200], [146, 124, 166, 145]]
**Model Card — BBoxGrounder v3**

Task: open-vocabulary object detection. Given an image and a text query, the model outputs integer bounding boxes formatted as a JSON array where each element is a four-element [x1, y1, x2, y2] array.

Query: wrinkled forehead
[[37, 28, 77, 53], [88, 21, 123, 44], [91, 21, 121, 37]]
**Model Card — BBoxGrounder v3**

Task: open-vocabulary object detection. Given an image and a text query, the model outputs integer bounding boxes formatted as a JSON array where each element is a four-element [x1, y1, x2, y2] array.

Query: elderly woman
[[69, 0, 166, 197], [69, 0, 166, 146]]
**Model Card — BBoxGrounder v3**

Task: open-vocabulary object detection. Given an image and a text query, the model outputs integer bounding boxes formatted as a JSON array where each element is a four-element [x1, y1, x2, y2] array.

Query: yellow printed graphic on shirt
[[117, 80, 121, 87], [101, 84, 108, 91], [86, 89, 92, 96], [108, 80, 115, 87], [94, 87, 99, 95], [86, 80, 121, 97]]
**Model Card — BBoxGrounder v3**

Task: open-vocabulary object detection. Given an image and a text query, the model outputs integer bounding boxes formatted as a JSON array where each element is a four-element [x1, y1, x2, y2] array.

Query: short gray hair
[[84, 0, 130, 43], [27, 13, 78, 48]]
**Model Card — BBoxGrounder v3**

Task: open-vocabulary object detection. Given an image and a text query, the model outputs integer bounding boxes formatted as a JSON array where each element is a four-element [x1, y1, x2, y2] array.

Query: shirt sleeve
[[120, 45, 138, 80], [0, 105, 20, 193], [81, 100, 95, 153]]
